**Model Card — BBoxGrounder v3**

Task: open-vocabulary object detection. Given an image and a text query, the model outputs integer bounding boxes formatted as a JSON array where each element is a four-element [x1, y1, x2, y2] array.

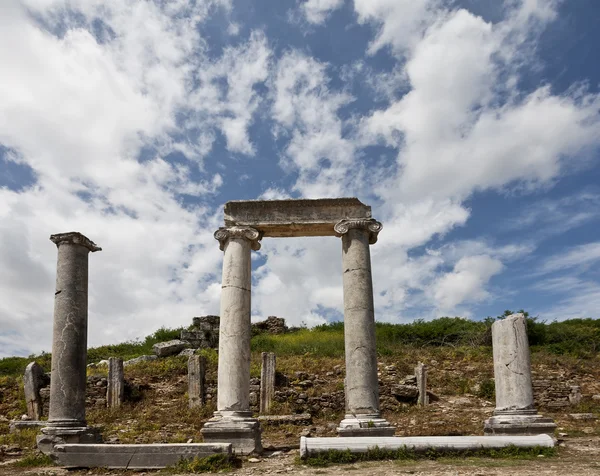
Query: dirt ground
[[0, 436, 598, 476]]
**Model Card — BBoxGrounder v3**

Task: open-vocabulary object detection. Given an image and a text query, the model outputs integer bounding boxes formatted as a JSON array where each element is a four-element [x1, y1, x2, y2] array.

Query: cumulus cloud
[[300, 0, 344, 24]]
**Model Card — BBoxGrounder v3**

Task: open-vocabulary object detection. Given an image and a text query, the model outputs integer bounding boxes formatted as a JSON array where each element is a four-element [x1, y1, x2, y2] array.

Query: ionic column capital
[[50, 232, 101, 252], [214, 226, 262, 251], [334, 219, 382, 244]]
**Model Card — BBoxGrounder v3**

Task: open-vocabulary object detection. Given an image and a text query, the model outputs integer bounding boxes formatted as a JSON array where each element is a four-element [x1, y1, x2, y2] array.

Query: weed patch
[[165, 453, 241, 473], [300, 445, 557, 467], [11, 452, 55, 467]]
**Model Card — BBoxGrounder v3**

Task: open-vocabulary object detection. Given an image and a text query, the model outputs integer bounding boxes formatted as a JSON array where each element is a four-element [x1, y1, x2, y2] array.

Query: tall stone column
[[201, 226, 262, 454], [334, 219, 394, 437], [38, 232, 102, 454], [484, 313, 556, 436]]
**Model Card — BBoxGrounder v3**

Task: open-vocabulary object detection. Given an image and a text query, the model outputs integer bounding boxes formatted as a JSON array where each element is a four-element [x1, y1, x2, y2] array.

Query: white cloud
[[538, 242, 600, 274], [300, 0, 344, 24], [431, 255, 504, 313]]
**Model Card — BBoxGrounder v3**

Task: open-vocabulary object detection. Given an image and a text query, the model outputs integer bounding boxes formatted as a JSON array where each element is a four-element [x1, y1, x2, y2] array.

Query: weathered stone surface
[[569, 413, 597, 420], [260, 352, 276, 414], [45, 232, 100, 434], [188, 355, 206, 408], [336, 219, 392, 437], [300, 435, 555, 458], [253, 316, 287, 334], [53, 443, 231, 469], [24, 362, 47, 420], [181, 315, 220, 348], [107, 358, 124, 408], [153, 340, 188, 357], [124, 355, 157, 367], [392, 385, 419, 401], [9, 420, 45, 432], [224, 198, 371, 238], [484, 313, 556, 436], [258, 414, 312, 426], [201, 226, 262, 455], [415, 362, 428, 406]]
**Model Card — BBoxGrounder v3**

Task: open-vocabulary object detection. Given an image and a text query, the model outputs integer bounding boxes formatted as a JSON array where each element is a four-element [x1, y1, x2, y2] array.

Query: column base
[[484, 413, 556, 437], [201, 411, 262, 455], [337, 414, 395, 437], [37, 424, 102, 455]]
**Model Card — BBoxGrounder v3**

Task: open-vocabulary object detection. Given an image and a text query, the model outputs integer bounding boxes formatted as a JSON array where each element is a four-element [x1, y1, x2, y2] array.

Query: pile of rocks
[[252, 316, 287, 335], [533, 378, 582, 409]]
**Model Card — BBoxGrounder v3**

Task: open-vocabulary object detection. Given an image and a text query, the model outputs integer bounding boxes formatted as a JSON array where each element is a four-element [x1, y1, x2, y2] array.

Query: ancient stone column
[[260, 352, 276, 414], [415, 362, 428, 406], [201, 227, 262, 454], [38, 232, 102, 453], [188, 355, 206, 408], [107, 357, 124, 408], [484, 313, 556, 436], [334, 219, 394, 436]]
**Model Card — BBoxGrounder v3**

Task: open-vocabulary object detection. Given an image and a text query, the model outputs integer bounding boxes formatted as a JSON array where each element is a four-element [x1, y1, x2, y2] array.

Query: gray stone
[[9, 420, 46, 432], [201, 226, 262, 455], [188, 355, 206, 408], [107, 357, 124, 408], [299, 435, 555, 458], [52, 443, 231, 469], [40, 232, 101, 453], [335, 219, 393, 437], [569, 413, 597, 420], [224, 198, 371, 238], [392, 385, 419, 401], [484, 313, 556, 436], [258, 414, 312, 426], [415, 362, 428, 406], [179, 348, 196, 357], [152, 339, 188, 357], [24, 362, 47, 420], [260, 352, 276, 414], [124, 355, 157, 367]]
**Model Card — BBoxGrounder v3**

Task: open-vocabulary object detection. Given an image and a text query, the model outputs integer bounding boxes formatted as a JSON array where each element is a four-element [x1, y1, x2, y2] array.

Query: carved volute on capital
[[214, 226, 262, 251], [50, 232, 102, 252], [334, 219, 383, 245]]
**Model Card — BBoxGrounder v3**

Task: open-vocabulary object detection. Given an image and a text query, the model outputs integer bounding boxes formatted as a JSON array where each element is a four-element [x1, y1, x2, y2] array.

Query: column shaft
[[216, 237, 252, 414], [48, 242, 92, 426], [341, 228, 379, 415]]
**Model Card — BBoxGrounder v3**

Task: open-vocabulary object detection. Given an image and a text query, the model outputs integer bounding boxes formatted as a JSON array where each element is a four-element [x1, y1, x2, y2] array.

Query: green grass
[[11, 452, 55, 467], [2, 312, 599, 377], [300, 445, 557, 467]]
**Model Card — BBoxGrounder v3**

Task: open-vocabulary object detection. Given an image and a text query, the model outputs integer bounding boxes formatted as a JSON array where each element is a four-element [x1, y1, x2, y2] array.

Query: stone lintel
[[223, 198, 372, 238], [50, 232, 102, 252]]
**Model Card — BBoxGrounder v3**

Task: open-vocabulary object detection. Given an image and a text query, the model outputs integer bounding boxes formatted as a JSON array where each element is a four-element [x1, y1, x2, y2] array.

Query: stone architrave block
[[153, 339, 188, 357], [188, 355, 206, 408], [260, 352, 276, 414], [224, 198, 372, 238], [415, 362, 428, 406], [53, 443, 231, 469], [107, 357, 124, 408], [24, 362, 46, 420]]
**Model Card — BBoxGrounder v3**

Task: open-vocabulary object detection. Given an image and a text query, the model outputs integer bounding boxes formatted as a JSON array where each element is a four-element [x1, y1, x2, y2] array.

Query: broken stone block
[[188, 355, 206, 408], [124, 355, 157, 367], [107, 357, 124, 408], [24, 361, 47, 420], [152, 340, 188, 357], [392, 385, 419, 402]]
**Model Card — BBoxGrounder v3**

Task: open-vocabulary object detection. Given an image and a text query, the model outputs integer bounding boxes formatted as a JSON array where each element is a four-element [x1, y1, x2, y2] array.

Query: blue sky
[[1, 0, 599, 358]]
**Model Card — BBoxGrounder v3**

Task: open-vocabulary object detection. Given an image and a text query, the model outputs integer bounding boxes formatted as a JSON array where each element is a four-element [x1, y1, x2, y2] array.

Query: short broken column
[[38, 232, 102, 454], [415, 362, 428, 406], [24, 361, 46, 420], [334, 219, 394, 437], [484, 313, 556, 436], [107, 358, 124, 408], [188, 355, 206, 408], [260, 352, 276, 414], [201, 226, 262, 454]]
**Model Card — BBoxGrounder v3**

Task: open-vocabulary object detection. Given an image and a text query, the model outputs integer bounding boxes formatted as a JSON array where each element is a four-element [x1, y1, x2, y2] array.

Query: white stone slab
[[299, 435, 554, 458]]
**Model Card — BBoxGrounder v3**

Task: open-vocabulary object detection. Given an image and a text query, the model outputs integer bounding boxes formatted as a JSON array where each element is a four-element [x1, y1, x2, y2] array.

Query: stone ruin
[[30, 199, 559, 468]]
